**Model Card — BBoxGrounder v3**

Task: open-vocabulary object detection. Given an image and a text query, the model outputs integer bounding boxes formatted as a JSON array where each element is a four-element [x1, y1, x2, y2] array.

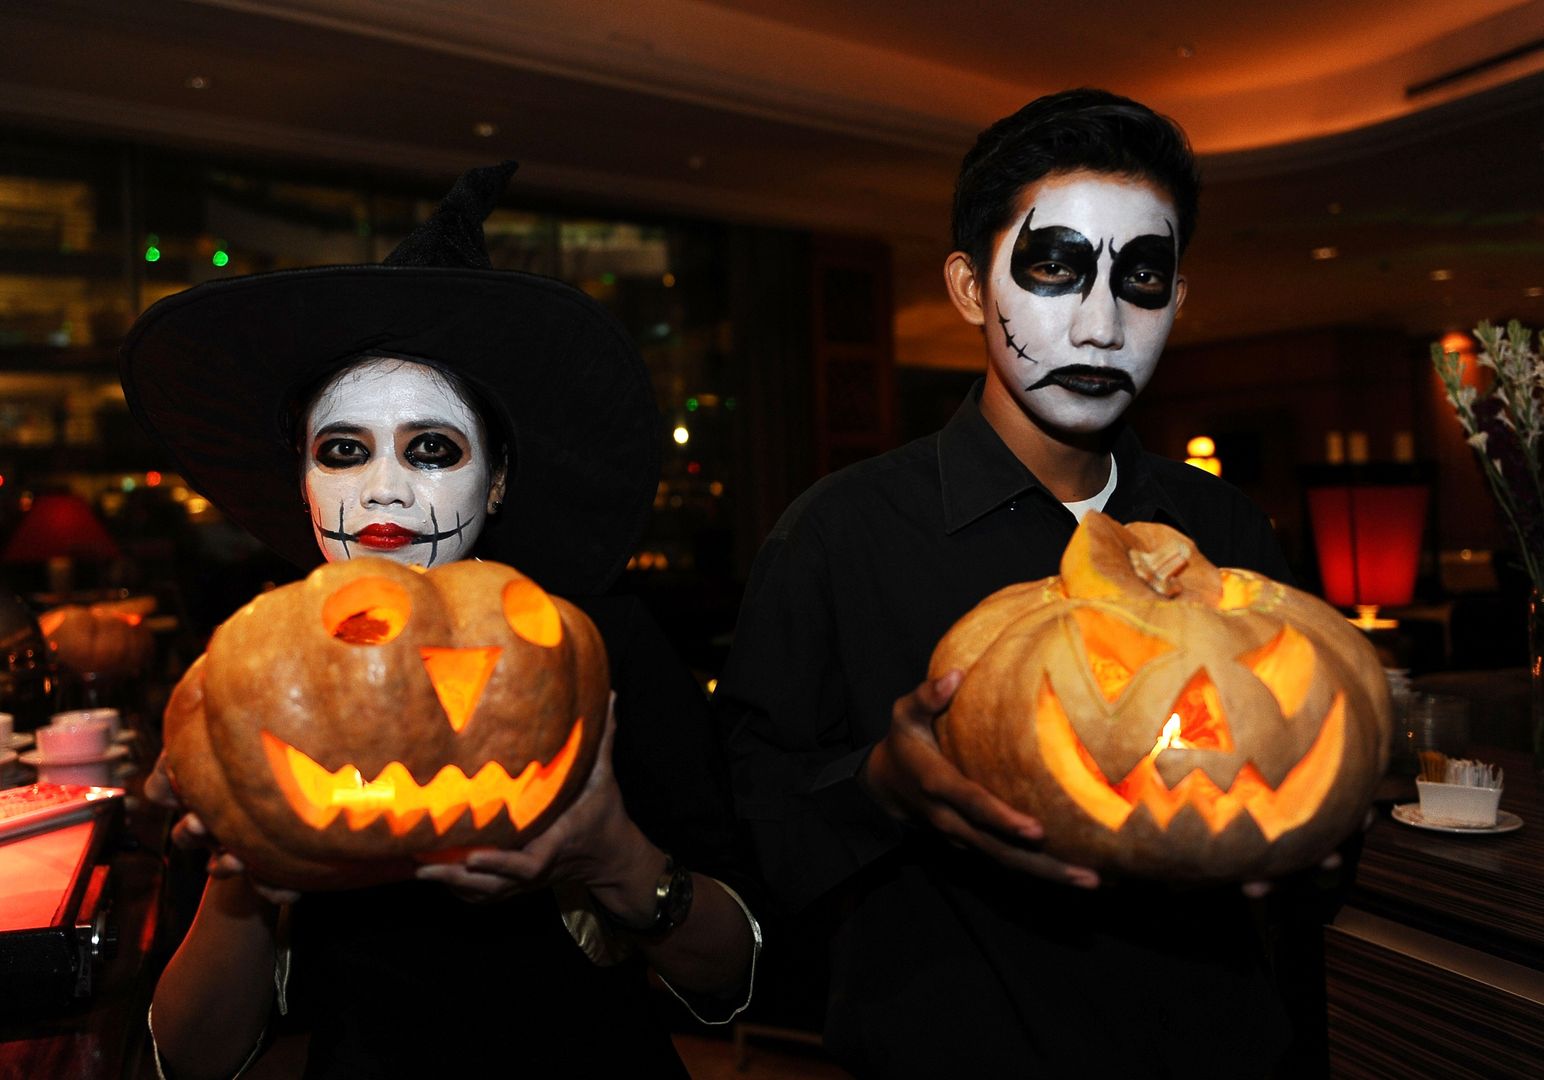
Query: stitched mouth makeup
[[315, 505, 476, 566]]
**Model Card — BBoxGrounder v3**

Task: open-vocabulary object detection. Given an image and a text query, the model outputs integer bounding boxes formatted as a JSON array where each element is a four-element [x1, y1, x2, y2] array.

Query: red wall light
[[1306, 480, 1428, 621]]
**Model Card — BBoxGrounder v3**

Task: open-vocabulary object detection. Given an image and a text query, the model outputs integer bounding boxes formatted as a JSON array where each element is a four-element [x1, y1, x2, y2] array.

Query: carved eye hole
[[1070, 608, 1175, 704], [1239, 624, 1316, 716], [503, 579, 563, 647], [323, 578, 412, 645]]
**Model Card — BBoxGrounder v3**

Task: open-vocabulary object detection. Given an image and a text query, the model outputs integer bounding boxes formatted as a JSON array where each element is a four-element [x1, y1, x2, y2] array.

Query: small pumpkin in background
[[39, 598, 155, 678], [933, 511, 1390, 883], [164, 557, 608, 889]]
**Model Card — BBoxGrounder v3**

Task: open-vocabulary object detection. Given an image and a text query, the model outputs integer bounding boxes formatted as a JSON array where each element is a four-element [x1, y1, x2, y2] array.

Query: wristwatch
[[646, 853, 694, 937]]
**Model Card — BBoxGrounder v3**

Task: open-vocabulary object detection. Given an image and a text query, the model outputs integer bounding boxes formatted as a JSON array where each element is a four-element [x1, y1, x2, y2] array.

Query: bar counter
[[0, 775, 171, 1079], [1326, 746, 1544, 1077]]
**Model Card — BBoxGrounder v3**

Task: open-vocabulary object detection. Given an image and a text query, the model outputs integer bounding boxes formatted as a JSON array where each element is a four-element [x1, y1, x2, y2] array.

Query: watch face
[[656, 859, 694, 932]]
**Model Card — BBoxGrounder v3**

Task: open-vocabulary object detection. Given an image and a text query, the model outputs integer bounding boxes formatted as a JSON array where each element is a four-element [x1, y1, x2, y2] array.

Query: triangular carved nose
[[419, 646, 503, 732]]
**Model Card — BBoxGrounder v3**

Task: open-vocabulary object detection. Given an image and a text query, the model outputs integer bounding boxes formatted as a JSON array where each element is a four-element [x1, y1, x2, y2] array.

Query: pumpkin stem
[[1128, 541, 1190, 597]]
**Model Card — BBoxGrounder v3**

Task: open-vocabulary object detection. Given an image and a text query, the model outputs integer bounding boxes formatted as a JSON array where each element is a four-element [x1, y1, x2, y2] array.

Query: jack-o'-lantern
[[163, 557, 608, 889], [39, 599, 155, 678], [934, 512, 1390, 882]]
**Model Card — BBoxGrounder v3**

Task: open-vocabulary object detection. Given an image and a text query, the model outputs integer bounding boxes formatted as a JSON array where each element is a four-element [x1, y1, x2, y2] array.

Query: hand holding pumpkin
[[145, 747, 304, 906], [414, 694, 663, 919], [861, 669, 1101, 890]]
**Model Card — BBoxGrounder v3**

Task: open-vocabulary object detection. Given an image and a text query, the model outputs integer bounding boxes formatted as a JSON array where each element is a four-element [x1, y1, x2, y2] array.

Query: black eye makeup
[[1009, 212, 1103, 300], [315, 437, 370, 468], [403, 431, 465, 469], [1108, 223, 1176, 310], [1008, 209, 1178, 311]]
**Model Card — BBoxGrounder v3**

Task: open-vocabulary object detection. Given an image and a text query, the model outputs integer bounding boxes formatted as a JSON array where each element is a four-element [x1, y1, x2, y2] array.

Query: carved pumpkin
[[39, 600, 154, 677], [933, 511, 1390, 882], [164, 558, 608, 889]]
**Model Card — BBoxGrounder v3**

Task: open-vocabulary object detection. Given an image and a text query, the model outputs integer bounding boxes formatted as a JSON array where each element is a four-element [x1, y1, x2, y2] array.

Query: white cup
[[37, 717, 111, 761], [53, 708, 121, 740], [1416, 779, 1502, 827]]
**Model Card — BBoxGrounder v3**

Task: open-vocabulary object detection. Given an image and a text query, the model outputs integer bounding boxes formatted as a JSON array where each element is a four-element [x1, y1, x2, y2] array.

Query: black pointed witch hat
[[119, 162, 659, 596]]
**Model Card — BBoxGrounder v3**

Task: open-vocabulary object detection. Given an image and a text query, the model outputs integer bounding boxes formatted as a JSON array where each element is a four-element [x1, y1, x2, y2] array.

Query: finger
[[464, 846, 548, 881], [250, 881, 302, 906], [929, 805, 1096, 888], [897, 738, 1043, 842], [206, 851, 248, 879], [143, 760, 178, 806], [895, 670, 963, 727], [170, 813, 211, 850], [415, 862, 522, 898]]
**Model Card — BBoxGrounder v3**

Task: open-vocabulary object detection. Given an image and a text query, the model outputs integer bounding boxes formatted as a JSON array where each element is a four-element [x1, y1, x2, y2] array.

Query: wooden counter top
[[1326, 747, 1543, 1078]]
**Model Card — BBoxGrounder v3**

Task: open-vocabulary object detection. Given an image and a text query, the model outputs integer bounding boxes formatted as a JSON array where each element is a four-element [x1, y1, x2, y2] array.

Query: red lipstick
[[356, 523, 416, 550]]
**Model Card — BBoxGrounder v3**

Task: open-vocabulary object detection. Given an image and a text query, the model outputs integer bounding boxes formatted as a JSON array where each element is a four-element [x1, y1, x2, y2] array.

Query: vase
[[1532, 588, 1543, 772]]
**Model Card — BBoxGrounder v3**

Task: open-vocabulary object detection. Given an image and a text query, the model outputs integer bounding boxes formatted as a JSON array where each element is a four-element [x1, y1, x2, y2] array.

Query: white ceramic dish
[[19, 743, 131, 768], [1392, 803, 1523, 835]]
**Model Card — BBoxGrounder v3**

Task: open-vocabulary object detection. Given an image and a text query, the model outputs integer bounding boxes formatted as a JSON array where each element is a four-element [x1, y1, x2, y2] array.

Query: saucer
[[5, 733, 32, 751], [1392, 803, 1523, 835], [19, 744, 131, 768]]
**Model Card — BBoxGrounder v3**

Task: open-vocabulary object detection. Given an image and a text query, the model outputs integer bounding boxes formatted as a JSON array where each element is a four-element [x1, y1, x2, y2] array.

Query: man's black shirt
[[716, 381, 1294, 1077]]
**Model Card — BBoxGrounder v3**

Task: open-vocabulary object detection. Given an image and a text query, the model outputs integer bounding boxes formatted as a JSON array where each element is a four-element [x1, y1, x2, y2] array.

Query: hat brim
[[120, 265, 660, 596]]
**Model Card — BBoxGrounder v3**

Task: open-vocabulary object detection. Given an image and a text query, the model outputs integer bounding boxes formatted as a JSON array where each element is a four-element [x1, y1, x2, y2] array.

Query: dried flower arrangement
[[1432, 320, 1543, 593]]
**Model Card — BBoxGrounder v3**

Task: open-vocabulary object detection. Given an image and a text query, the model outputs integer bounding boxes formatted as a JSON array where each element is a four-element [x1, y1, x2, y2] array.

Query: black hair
[[951, 88, 1201, 273]]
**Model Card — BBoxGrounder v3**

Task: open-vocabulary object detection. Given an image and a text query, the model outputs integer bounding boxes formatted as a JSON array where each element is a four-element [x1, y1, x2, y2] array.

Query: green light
[[144, 246, 161, 263], [725, 397, 738, 411], [600, 272, 617, 286], [212, 250, 229, 267], [685, 397, 699, 412]]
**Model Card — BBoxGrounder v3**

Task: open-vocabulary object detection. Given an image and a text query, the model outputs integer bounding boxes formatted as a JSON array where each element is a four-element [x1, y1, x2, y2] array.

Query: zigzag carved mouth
[[261, 717, 585, 837], [1035, 678, 1345, 841]]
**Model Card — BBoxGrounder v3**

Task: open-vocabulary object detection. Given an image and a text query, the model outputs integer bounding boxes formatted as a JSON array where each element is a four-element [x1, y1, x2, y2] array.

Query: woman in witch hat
[[124, 162, 759, 1078]]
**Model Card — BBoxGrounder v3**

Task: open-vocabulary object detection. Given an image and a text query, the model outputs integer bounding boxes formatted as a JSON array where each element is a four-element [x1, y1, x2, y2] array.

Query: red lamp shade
[[1, 494, 119, 564], [1306, 484, 1428, 608]]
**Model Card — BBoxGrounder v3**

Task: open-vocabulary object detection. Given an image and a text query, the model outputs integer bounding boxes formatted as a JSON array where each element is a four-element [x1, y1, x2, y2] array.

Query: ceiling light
[[185, 76, 209, 90], [473, 122, 496, 138], [1311, 246, 1338, 260], [1525, 286, 1543, 298], [1429, 269, 1453, 282]]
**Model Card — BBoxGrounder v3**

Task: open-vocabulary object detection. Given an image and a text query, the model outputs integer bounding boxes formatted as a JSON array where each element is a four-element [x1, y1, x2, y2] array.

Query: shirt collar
[[938, 379, 1196, 535], [938, 379, 1040, 533]]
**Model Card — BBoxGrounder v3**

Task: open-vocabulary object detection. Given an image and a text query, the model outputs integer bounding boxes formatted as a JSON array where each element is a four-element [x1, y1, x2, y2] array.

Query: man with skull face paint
[[716, 90, 1321, 1077]]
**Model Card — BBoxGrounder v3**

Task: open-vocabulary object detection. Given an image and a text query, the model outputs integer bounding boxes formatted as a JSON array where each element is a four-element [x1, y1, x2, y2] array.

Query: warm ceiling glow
[[672, 425, 690, 445], [1186, 435, 1216, 457], [1311, 246, 1338, 261], [1429, 268, 1454, 282]]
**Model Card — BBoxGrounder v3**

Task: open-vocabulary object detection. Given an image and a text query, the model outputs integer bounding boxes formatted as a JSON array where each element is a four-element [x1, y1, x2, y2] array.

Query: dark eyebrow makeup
[[1008, 209, 1177, 310]]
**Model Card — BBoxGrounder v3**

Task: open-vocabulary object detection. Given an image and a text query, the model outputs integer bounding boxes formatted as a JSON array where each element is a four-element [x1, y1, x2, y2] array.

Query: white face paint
[[984, 171, 1183, 434], [302, 357, 494, 567]]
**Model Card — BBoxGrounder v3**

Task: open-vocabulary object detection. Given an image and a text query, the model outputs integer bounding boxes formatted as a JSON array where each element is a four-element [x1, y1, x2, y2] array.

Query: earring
[[488, 499, 502, 515]]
